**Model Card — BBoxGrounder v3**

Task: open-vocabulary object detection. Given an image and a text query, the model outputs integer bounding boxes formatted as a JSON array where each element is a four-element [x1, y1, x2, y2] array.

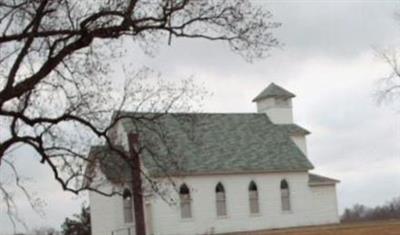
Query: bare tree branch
[[0, 0, 280, 229]]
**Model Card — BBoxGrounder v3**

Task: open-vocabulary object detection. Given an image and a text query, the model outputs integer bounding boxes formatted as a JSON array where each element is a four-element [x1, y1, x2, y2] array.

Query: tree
[[0, 0, 280, 229], [341, 196, 400, 223], [375, 48, 400, 106], [340, 204, 368, 222], [61, 206, 90, 235]]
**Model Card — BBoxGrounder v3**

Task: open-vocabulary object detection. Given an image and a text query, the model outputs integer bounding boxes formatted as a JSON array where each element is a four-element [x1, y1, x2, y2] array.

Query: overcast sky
[[1, 1, 400, 234]]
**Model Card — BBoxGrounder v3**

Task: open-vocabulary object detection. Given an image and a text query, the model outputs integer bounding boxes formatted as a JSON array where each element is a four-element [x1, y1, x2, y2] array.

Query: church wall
[[291, 135, 307, 155], [115, 120, 130, 150], [90, 184, 122, 235], [256, 98, 275, 112], [90, 171, 339, 235], [264, 108, 294, 124], [308, 185, 340, 225], [148, 171, 339, 235], [89, 169, 135, 235], [256, 97, 294, 124]]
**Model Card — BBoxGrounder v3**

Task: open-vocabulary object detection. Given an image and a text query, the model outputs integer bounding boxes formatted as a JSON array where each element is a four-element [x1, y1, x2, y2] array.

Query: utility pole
[[128, 133, 146, 235]]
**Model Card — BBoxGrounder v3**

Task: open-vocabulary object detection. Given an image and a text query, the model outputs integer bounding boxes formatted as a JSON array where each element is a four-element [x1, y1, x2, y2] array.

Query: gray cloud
[[267, 0, 400, 58]]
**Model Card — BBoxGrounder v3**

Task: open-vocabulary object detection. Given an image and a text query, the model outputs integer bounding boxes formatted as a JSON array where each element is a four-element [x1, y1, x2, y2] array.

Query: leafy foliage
[[61, 206, 91, 235]]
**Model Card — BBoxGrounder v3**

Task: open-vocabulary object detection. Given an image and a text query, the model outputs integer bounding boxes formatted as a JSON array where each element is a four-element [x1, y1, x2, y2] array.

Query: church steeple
[[252, 83, 295, 124]]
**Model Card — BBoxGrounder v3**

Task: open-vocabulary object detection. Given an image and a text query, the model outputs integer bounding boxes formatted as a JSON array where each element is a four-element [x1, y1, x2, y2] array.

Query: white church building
[[87, 83, 340, 235]]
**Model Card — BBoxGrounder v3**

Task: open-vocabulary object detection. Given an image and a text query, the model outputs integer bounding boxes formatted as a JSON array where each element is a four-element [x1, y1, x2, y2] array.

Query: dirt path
[[224, 220, 400, 235]]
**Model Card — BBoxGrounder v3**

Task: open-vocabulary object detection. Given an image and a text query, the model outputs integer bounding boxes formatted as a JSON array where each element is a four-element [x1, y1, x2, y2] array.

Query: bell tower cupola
[[252, 83, 295, 124]]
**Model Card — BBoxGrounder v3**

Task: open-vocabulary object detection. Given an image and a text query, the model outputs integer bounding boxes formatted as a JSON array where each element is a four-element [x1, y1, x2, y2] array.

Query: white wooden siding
[[90, 171, 339, 235]]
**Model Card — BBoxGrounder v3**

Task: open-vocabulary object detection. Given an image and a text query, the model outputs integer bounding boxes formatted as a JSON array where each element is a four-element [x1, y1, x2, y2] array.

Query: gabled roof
[[308, 173, 340, 186], [252, 83, 295, 102], [90, 112, 314, 182]]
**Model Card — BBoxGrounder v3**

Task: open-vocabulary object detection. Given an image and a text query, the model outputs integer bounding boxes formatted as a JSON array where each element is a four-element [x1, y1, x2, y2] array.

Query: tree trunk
[[128, 133, 146, 235]]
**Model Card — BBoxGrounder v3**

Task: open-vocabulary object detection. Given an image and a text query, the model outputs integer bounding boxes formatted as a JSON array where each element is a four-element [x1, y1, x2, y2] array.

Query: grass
[[226, 220, 400, 235]]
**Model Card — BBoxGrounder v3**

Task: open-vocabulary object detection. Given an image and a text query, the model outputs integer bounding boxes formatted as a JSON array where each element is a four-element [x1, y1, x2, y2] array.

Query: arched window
[[122, 188, 133, 223], [249, 181, 259, 214], [215, 182, 227, 217], [179, 183, 192, 218], [280, 179, 291, 211]]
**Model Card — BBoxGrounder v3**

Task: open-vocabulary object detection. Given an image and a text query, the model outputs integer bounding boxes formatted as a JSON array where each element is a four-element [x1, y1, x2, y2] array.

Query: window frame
[[179, 183, 193, 219], [215, 182, 227, 218], [122, 188, 133, 223], [248, 180, 260, 215], [280, 179, 291, 212]]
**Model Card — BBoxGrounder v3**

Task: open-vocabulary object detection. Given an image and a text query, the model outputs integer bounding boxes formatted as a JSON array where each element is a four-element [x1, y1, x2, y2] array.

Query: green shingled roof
[[277, 124, 311, 136], [252, 83, 295, 102], [88, 146, 131, 184], [90, 113, 314, 181]]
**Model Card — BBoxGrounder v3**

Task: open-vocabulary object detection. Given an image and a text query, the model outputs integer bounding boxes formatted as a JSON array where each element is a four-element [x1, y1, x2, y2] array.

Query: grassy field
[[227, 220, 400, 235]]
